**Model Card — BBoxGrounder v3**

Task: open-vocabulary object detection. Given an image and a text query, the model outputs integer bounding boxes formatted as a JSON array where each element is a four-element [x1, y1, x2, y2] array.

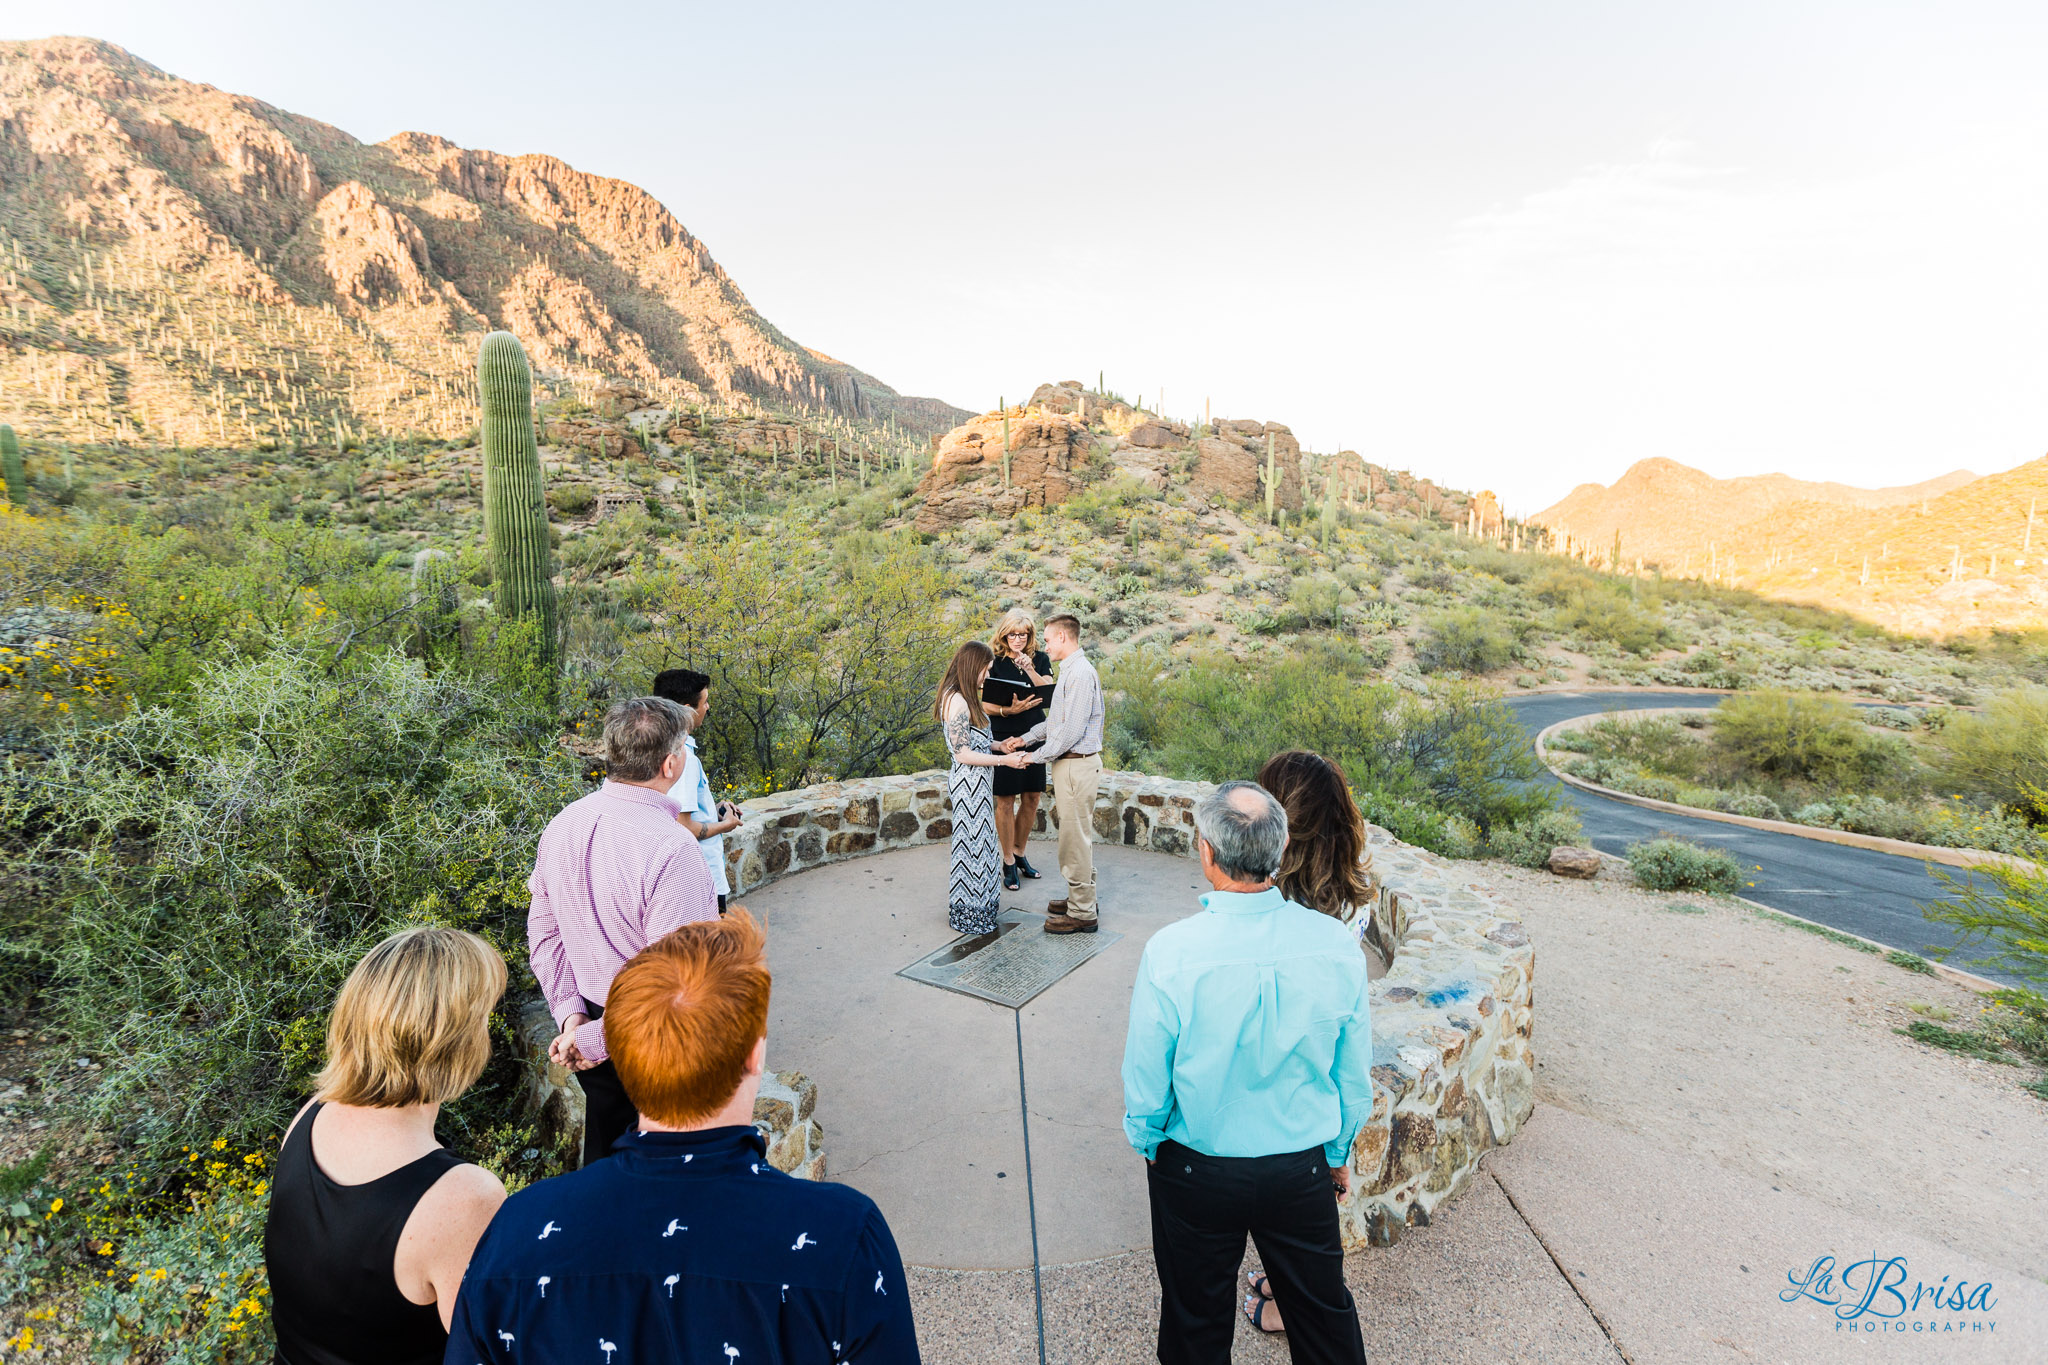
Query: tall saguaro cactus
[[477, 332, 558, 667], [0, 426, 23, 504], [1264, 431, 1277, 525], [1000, 397, 1012, 488]]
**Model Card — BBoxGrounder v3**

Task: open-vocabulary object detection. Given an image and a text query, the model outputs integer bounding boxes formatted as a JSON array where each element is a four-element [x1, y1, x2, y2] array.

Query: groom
[[997, 613, 1105, 934]]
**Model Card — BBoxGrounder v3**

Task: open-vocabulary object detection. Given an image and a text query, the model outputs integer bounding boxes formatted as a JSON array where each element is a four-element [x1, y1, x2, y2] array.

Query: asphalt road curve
[[1502, 690, 2021, 988]]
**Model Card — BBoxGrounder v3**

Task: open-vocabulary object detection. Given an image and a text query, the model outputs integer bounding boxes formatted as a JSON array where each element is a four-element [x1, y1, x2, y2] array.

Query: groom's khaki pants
[[1049, 753, 1102, 921]]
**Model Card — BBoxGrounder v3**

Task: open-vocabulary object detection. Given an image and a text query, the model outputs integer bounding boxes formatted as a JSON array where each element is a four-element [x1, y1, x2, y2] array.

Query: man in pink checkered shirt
[[528, 695, 720, 1163]]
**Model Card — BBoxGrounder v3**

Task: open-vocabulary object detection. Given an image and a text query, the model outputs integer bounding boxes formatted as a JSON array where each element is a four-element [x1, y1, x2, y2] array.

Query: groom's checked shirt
[[1019, 649, 1104, 761]]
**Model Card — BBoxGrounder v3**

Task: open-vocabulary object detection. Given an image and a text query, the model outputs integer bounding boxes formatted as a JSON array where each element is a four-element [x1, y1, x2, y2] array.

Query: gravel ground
[[1475, 862, 2047, 1281]]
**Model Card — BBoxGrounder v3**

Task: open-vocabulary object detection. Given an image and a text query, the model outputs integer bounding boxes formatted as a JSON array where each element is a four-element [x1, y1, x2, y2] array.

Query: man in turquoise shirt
[[1122, 780, 1371, 1365]]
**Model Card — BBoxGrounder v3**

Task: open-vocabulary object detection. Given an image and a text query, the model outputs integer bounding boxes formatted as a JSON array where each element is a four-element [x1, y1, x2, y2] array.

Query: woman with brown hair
[[935, 640, 1033, 935], [983, 607, 1056, 891], [1242, 750, 1377, 1338], [1255, 749, 1375, 934]]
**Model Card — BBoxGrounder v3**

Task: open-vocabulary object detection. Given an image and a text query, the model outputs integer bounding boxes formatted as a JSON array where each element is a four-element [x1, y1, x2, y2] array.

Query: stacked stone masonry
[[532, 770, 1536, 1248]]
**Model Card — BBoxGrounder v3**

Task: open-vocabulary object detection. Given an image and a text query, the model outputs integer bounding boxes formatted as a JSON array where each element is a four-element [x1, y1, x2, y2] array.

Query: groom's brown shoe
[[1043, 899, 1068, 915], [1045, 913, 1098, 935]]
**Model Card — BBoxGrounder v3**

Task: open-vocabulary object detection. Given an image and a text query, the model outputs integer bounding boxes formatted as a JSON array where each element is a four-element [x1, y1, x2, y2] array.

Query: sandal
[[1003, 863, 1021, 892], [1243, 1295, 1283, 1334], [1016, 855, 1043, 880], [1245, 1271, 1274, 1300]]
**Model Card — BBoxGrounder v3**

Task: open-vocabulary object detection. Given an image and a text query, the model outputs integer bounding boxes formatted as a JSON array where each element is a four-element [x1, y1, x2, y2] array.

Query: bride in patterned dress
[[934, 641, 1032, 936]]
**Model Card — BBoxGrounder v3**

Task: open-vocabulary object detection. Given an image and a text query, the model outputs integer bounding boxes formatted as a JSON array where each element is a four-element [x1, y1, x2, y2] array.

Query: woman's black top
[[264, 1101, 464, 1365], [986, 650, 1052, 797]]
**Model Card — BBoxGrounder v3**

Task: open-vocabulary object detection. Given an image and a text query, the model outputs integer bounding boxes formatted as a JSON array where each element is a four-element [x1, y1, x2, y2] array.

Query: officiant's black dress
[[986, 650, 1052, 797]]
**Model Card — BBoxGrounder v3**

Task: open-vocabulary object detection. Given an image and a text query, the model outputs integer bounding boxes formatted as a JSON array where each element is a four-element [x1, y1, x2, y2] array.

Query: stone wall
[[530, 769, 1537, 1247]]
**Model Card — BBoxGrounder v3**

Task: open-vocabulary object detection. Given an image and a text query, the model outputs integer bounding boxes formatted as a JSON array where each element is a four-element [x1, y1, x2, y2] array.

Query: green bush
[[1711, 690, 1900, 786], [1927, 858, 2048, 985], [8, 647, 584, 1181], [79, 1147, 273, 1363], [547, 485, 597, 515], [1105, 642, 1552, 854], [1579, 713, 1705, 778], [1625, 837, 1744, 893], [1551, 586, 1672, 654], [1929, 685, 2048, 815], [1485, 808, 1587, 867], [1415, 607, 1516, 675]]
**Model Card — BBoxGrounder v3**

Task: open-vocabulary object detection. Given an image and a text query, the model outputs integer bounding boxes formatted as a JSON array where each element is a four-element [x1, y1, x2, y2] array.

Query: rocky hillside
[[913, 379, 1471, 534], [0, 37, 964, 448]]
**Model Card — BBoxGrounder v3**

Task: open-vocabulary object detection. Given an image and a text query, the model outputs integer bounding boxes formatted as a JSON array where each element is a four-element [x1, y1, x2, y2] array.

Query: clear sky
[[10, 1, 2048, 510]]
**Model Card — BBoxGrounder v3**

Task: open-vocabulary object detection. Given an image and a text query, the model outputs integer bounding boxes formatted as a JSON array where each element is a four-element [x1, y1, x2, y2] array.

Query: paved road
[[1503, 690, 2021, 987]]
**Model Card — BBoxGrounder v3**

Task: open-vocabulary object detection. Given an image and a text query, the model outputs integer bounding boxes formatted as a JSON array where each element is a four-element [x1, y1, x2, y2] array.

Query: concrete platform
[[748, 843, 2048, 1364]]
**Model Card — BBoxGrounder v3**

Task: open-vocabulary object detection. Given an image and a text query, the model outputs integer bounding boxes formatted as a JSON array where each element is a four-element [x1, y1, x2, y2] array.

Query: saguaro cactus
[[0, 425, 23, 504], [1264, 431, 1277, 525], [1320, 475, 1337, 549], [1000, 397, 1012, 488], [410, 548, 463, 659], [477, 332, 558, 665]]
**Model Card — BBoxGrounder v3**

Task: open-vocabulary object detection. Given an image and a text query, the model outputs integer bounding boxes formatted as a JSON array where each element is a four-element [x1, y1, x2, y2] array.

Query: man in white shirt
[[997, 614, 1106, 933], [654, 669, 743, 912]]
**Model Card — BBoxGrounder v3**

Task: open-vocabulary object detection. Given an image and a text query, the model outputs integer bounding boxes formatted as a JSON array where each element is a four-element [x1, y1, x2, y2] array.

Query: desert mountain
[[0, 36, 964, 448], [1531, 455, 2048, 633], [1532, 457, 1977, 566]]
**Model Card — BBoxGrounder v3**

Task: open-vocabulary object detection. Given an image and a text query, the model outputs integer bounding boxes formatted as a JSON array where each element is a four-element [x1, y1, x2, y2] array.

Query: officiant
[[983, 608, 1055, 892]]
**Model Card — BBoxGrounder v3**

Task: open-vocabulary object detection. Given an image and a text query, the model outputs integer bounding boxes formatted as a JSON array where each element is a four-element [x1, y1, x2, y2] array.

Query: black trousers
[[1147, 1140, 1368, 1365], [575, 998, 635, 1166], [577, 1061, 634, 1166]]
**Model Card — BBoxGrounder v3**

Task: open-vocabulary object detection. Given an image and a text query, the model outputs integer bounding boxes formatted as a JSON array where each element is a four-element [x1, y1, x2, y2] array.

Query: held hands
[[550, 1013, 600, 1073]]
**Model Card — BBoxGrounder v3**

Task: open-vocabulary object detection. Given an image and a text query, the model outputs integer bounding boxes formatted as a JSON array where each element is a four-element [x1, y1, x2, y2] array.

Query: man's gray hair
[[1194, 780, 1289, 882], [603, 696, 691, 782]]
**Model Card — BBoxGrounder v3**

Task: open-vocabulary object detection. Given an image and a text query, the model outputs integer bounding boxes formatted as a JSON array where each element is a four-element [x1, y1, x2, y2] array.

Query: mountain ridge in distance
[[0, 35, 966, 446]]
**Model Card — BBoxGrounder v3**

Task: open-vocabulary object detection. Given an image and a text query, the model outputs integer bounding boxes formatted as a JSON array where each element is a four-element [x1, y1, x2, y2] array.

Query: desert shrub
[[1416, 607, 1516, 675], [1578, 713, 1705, 777], [7, 647, 584, 1181], [1485, 808, 1587, 867], [1356, 791, 1480, 859], [1721, 792, 1784, 820], [1550, 585, 1673, 654], [1545, 728, 1594, 753], [1626, 837, 1744, 893], [78, 1146, 273, 1363], [1928, 859, 2048, 985], [1058, 475, 1157, 532], [1711, 690, 1900, 786], [619, 527, 960, 793], [1929, 685, 2048, 816], [1285, 575, 1353, 629], [546, 485, 596, 515], [1105, 642, 1552, 853]]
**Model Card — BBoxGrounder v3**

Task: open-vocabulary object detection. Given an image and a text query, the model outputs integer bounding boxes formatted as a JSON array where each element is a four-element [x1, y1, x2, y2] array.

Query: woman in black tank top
[[263, 928, 509, 1365]]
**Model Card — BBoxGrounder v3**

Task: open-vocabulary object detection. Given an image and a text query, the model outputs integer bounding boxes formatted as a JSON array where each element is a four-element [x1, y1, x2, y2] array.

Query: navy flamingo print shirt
[[445, 1126, 919, 1365]]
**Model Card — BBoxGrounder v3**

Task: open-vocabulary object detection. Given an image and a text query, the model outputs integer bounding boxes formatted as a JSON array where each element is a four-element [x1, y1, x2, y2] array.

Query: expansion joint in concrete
[[1488, 1166, 1634, 1364]]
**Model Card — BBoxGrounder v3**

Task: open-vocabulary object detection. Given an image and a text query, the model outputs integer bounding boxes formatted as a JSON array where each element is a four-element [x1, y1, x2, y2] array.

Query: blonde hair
[[315, 927, 507, 1108], [989, 608, 1039, 660]]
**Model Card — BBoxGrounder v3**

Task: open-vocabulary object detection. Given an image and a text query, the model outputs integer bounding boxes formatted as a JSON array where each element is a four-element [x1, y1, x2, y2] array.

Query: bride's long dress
[[944, 700, 1002, 935]]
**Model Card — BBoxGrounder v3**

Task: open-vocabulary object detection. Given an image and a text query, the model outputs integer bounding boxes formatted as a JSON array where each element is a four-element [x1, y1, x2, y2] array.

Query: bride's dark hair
[[933, 640, 994, 728], [1256, 749, 1371, 920]]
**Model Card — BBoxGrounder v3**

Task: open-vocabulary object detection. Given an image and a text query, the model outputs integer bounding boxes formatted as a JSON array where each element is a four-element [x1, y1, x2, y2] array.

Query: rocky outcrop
[[1186, 421, 1302, 513], [913, 409, 1093, 532]]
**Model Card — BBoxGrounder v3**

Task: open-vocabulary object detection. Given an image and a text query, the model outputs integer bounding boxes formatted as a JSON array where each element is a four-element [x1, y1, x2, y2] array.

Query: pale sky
[[10, 1, 2048, 511]]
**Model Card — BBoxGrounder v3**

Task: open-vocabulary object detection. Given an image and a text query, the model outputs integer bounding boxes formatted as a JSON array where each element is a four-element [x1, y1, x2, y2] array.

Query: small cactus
[[410, 549, 463, 659], [477, 332, 558, 666], [0, 425, 23, 503]]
